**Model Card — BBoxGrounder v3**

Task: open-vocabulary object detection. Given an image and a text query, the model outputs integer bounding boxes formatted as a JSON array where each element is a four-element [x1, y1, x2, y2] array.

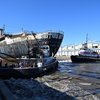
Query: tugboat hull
[[71, 55, 100, 63], [0, 57, 58, 79]]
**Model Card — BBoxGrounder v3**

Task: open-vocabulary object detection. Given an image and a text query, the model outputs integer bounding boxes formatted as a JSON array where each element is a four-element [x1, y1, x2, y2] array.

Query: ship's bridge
[[36, 31, 64, 39]]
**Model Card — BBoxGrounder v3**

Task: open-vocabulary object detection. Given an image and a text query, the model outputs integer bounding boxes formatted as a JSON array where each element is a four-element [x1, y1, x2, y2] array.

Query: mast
[[32, 32, 40, 49], [86, 33, 88, 44], [32, 32, 41, 55], [82, 33, 88, 49], [86, 33, 88, 48]]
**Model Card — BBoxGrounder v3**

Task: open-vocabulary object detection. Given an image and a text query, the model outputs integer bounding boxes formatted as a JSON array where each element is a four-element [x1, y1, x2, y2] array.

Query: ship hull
[[0, 31, 63, 58]]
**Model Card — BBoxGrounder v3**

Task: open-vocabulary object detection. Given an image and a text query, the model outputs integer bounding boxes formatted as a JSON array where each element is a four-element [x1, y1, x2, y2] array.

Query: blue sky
[[0, 0, 100, 46]]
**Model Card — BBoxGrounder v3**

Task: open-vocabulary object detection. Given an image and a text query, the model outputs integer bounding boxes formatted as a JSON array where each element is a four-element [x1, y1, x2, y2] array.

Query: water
[[58, 61, 100, 79], [57, 60, 100, 96], [4, 60, 100, 99]]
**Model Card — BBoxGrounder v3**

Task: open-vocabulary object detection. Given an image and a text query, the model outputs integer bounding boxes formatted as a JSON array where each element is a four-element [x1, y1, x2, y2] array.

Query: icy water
[[57, 60, 100, 96], [58, 60, 100, 79], [4, 60, 100, 99]]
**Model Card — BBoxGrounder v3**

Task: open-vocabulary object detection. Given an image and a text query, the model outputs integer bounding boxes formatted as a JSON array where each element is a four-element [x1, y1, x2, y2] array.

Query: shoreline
[[55, 56, 70, 60], [3, 73, 99, 100]]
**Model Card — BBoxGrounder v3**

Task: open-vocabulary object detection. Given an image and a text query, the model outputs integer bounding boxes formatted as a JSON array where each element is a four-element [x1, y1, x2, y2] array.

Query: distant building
[[56, 41, 100, 56]]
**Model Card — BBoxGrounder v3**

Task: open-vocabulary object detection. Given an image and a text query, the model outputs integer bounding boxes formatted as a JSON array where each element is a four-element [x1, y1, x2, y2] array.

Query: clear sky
[[0, 0, 100, 46]]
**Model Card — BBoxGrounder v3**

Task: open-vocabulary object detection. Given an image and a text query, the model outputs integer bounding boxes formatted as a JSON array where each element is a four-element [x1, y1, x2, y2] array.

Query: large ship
[[0, 28, 64, 58]]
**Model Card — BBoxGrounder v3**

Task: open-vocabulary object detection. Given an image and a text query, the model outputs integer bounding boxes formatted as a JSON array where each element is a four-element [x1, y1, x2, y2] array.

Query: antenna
[[86, 33, 88, 44]]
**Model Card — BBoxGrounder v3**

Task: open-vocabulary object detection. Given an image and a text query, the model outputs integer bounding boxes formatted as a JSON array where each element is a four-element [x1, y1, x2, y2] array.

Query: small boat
[[71, 34, 100, 63], [0, 43, 58, 79], [0, 57, 58, 79], [71, 46, 100, 63]]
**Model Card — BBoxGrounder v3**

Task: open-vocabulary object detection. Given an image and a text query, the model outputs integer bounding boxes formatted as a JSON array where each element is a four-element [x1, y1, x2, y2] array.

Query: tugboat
[[71, 35, 100, 63], [71, 47, 100, 63], [0, 44, 59, 79]]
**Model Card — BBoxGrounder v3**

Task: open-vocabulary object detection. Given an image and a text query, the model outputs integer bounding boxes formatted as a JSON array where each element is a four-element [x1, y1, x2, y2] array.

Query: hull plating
[[71, 55, 100, 63], [0, 32, 63, 58]]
